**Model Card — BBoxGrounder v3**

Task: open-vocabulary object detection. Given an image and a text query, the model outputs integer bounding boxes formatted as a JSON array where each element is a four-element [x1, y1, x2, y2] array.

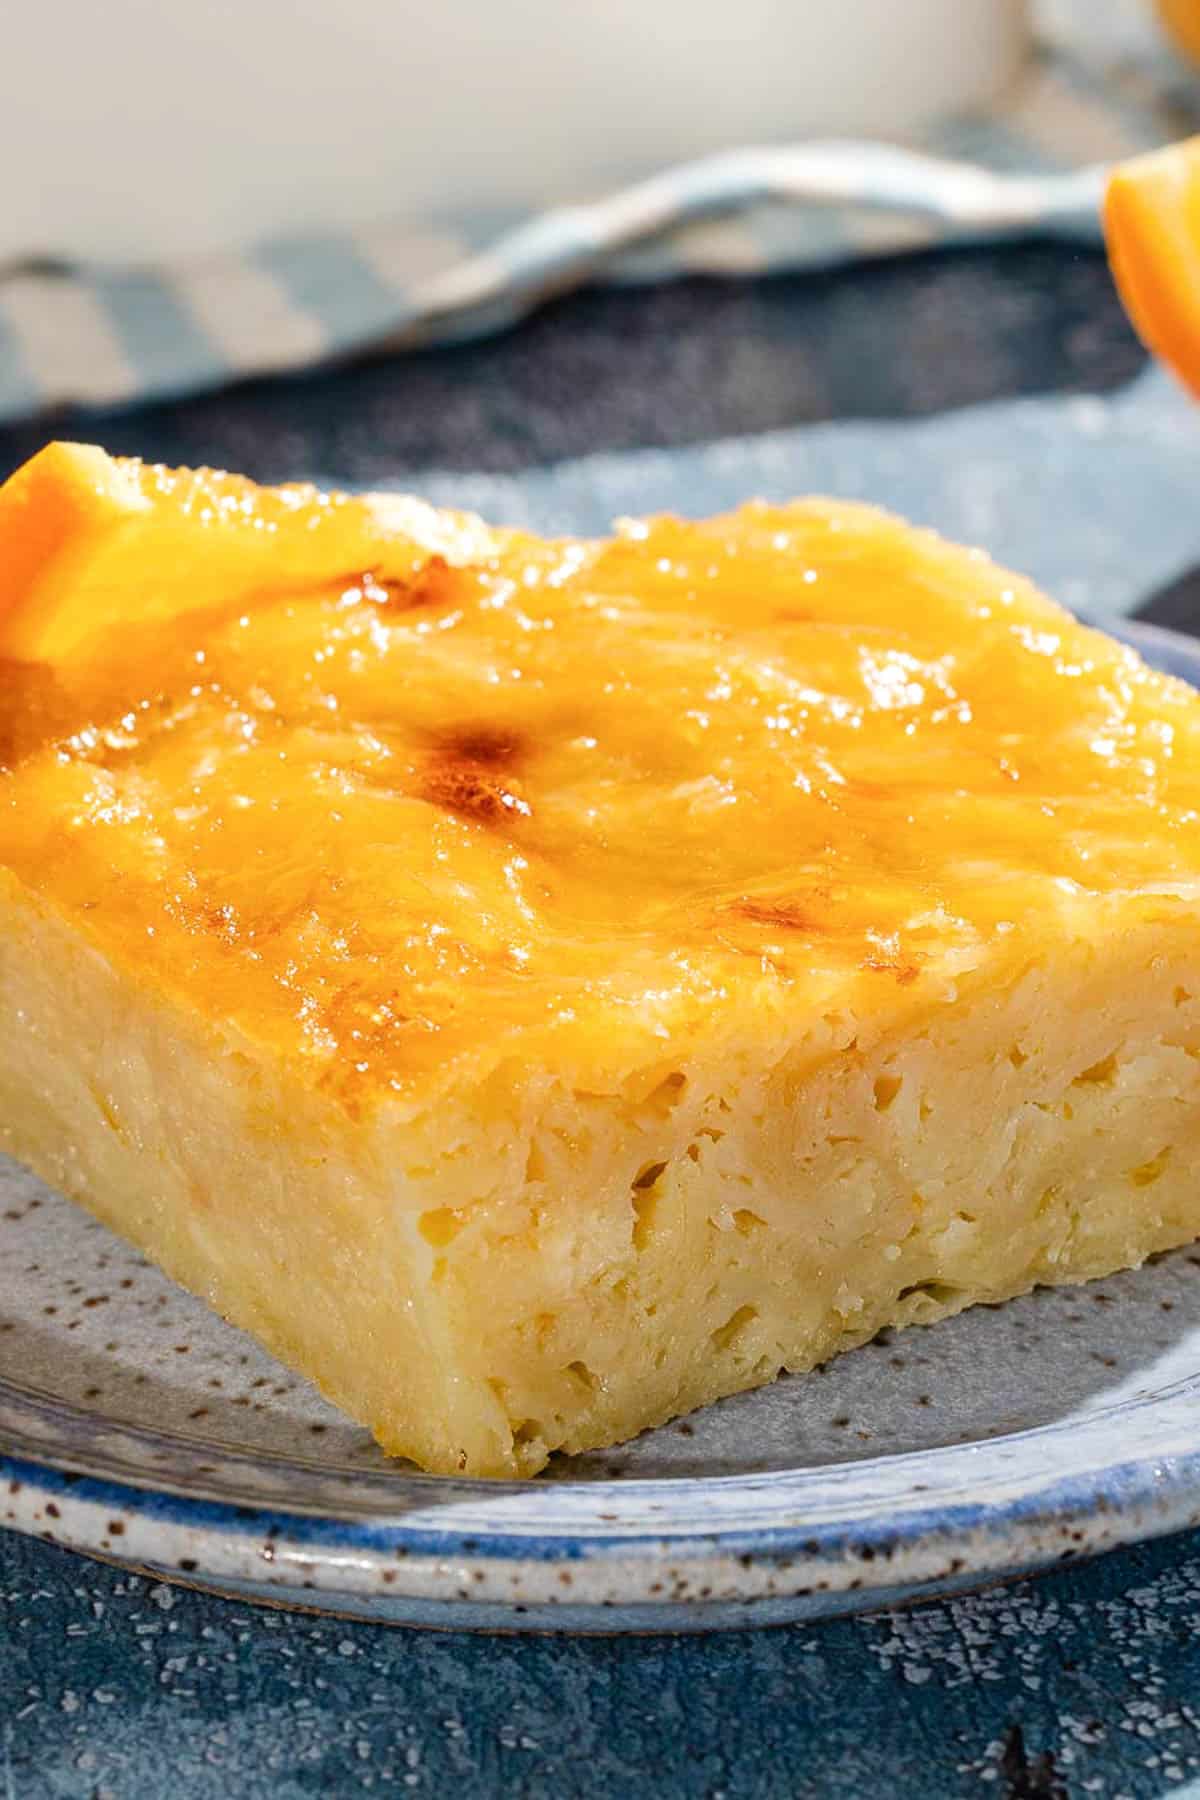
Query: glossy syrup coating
[[3, 496, 1200, 1108]]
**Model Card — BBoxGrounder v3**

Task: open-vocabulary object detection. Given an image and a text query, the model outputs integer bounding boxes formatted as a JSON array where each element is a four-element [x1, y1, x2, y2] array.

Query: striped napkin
[[2, 7, 1196, 428]]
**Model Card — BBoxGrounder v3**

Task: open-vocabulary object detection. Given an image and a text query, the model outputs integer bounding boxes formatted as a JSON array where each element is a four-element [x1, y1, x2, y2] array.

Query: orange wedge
[[1157, 0, 1200, 67], [0, 442, 496, 664], [1104, 135, 1200, 401]]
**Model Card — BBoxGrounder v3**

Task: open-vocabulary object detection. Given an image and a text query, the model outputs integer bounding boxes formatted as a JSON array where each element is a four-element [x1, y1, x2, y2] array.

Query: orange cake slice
[[4, 443, 1200, 1477]]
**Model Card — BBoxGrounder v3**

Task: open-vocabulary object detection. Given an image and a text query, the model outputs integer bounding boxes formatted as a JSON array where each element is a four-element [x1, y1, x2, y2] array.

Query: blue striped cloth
[[2, 23, 1196, 427]]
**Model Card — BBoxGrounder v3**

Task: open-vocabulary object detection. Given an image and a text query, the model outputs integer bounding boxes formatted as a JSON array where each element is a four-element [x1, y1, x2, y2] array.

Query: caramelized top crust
[[4, 495, 1200, 1108]]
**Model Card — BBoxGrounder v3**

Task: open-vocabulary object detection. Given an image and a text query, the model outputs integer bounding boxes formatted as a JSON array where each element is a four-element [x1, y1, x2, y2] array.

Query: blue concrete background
[[4, 243, 1200, 1796], [6, 1528, 1200, 1797]]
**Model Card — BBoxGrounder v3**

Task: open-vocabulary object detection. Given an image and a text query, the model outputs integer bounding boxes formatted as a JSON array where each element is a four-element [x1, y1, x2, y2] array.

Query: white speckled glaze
[[3, 616, 1200, 1633]]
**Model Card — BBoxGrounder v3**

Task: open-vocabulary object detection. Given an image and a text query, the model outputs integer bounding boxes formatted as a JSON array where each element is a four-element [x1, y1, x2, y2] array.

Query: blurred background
[[1, 0, 1034, 260], [0, 0, 1194, 450]]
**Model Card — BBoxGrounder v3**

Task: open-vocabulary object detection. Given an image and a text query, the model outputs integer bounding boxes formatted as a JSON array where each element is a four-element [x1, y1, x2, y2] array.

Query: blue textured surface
[[7, 1527, 1200, 1797]]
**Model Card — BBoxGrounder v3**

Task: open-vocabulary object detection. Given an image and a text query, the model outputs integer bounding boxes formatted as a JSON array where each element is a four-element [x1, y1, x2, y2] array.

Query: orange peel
[[1156, 0, 1200, 67], [1104, 134, 1200, 401]]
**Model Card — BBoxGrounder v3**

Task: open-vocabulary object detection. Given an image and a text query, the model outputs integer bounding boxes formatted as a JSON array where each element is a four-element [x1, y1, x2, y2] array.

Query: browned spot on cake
[[862, 954, 921, 985], [363, 555, 483, 613], [732, 898, 822, 932], [165, 872, 353, 956], [425, 762, 531, 825], [425, 724, 526, 774], [321, 984, 420, 1046], [0, 659, 71, 766], [424, 727, 531, 825], [200, 901, 242, 946]]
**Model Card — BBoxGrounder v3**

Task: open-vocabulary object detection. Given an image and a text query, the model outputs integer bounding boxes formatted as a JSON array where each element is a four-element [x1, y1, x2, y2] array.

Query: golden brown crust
[[5, 495, 1200, 1112]]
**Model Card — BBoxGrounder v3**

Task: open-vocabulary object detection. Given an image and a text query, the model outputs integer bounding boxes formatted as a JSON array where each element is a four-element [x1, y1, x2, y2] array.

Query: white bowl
[[4, 0, 1029, 260]]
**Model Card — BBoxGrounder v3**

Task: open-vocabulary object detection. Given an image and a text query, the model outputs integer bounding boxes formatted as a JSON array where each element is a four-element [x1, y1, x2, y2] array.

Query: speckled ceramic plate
[[4, 616, 1200, 1634]]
